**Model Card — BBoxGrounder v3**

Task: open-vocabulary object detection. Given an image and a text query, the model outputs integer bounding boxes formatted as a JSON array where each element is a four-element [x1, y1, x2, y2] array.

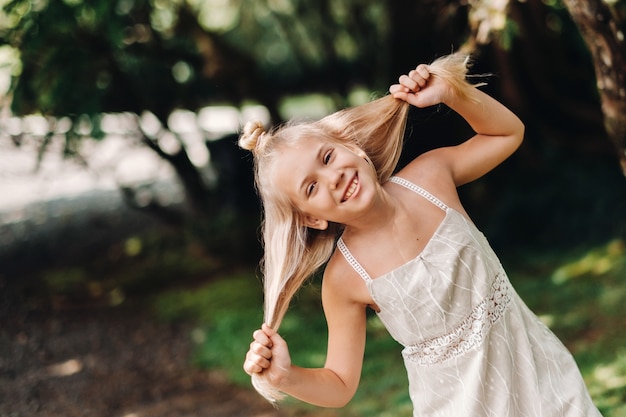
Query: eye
[[323, 149, 333, 164], [306, 181, 317, 196]]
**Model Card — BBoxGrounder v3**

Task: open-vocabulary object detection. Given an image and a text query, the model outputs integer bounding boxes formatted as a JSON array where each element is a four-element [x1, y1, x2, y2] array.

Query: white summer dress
[[336, 176, 601, 417]]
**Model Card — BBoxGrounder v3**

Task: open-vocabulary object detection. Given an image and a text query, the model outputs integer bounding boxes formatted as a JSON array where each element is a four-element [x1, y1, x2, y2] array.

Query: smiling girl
[[240, 53, 600, 416]]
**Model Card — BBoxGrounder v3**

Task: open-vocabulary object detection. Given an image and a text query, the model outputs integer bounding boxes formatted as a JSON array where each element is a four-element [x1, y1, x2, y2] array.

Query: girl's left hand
[[243, 323, 292, 388], [389, 64, 450, 108]]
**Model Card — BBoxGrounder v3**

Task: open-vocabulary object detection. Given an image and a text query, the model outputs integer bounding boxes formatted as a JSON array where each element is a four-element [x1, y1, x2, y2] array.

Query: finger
[[392, 90, 422, 108], [243, 360, 256, 375], [389, 84, 410, 94], [243, 358, 258, 375], [251, 340, 273, 359], [408, 69, 428, 88], [391, 91, 408, 101], [245, 347, 272, 369], [416, 64, 430, 79], [398, 74, 418, 92], [253, 329, 272, 347], [261, 323, 276, 336], [390, 88, 418, 103], [243, 357, 269, 375]]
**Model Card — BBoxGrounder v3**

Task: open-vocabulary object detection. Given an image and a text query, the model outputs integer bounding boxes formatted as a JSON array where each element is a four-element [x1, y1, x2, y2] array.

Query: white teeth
[[343, 178, 358, 201]]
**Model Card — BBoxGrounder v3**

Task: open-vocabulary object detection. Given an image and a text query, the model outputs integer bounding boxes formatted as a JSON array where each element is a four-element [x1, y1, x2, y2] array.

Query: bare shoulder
[[401, 148, 450, 179], [397, 148, 456, 188], [322, 249, 373, 309], [393, 148, 460, 204], [323, 250, 360, 297]]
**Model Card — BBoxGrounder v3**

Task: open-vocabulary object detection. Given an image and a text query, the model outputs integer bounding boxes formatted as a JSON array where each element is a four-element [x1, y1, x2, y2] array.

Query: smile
[[342, 176, 359, 202]]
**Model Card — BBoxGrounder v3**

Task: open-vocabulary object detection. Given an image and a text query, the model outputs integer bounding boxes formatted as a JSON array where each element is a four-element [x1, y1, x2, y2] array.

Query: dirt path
[[0, 302, 287, 417]]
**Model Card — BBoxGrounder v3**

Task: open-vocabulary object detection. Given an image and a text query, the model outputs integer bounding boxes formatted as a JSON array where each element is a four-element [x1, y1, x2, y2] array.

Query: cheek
[[310, 195, 334, 212]]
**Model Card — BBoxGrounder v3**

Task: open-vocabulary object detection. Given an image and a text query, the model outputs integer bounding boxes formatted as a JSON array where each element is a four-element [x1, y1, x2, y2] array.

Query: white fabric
[[337, 176, 601, 417]]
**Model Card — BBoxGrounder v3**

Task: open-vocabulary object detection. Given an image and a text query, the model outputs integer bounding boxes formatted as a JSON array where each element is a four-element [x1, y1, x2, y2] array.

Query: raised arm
[[390, 58, 524, 186]]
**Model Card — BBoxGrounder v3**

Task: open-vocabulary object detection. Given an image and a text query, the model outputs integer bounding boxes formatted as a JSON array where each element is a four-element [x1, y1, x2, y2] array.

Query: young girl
[[241, 53, 601, 416]]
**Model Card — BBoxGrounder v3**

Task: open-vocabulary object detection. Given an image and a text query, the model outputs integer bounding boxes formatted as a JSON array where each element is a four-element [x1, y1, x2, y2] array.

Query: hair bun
[[240, 120, 267, 152]]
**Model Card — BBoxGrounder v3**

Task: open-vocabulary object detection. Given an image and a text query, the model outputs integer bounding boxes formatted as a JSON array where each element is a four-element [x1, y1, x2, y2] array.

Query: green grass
[[152, 238, 626, 417], [504, 239, 626, 417]]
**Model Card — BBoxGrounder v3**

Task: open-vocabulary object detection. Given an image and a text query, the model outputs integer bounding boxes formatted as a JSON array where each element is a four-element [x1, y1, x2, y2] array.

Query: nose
[[325, 168, 343, 190]]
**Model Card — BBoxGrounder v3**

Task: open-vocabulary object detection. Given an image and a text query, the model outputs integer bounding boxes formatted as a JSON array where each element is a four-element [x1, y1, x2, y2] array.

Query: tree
[[1, 0, 435, 257], [561, 0, 626, 175], [461, 0, 626, 175], [1, 0, 259, 219], [0, 0, 411, 222], [1, 0, 622, 255]]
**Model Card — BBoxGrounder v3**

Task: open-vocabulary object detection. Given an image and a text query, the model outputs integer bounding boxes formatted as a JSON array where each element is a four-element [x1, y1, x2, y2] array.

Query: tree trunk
[[561, 0, 626, 174]]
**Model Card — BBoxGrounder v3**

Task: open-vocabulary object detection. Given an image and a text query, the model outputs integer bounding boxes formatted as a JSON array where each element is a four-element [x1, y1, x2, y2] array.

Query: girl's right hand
[[243, 323, 292, 387]]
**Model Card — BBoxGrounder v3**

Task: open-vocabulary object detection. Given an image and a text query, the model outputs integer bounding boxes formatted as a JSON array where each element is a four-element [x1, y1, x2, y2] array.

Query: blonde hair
[[239, 52, 479, 403]]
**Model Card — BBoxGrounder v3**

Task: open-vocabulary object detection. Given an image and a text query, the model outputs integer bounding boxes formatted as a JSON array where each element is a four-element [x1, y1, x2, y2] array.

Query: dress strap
[[388, 176, 448, 212], [337, 238, 372, 283]]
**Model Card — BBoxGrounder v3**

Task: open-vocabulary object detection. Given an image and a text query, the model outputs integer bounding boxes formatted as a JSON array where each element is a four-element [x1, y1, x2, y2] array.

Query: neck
[[341, 183, 399, 238]]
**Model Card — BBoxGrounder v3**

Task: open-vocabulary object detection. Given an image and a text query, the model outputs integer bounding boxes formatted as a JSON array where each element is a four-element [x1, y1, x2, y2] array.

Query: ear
[[303, 215, 329, 230]]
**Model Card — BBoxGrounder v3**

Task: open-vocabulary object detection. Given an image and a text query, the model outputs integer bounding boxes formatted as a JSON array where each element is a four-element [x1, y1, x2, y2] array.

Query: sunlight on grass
[[551, 239, 625, 284], [152, 272, 264, 385], [587, 350, 626, 416], [507, 238, 626, 417], [153, 273, 262, 323]]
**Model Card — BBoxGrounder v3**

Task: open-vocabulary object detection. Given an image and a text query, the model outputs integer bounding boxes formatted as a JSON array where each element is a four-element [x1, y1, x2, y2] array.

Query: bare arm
[[390, 61, 525, 185], [243, 260, 368, 408], [281, 278, 367, 407]]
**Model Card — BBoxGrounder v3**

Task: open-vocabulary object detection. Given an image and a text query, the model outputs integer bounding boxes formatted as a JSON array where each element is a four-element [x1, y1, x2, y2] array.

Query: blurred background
[[0, 0, 625, 416]]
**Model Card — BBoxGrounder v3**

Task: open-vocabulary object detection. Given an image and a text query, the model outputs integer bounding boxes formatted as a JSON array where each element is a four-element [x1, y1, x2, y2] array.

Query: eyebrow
[[297, 143, 325, 196]]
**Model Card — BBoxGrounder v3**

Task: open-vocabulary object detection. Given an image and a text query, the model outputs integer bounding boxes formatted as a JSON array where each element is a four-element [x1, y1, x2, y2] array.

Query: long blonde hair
[[239, 52, 480, 403]]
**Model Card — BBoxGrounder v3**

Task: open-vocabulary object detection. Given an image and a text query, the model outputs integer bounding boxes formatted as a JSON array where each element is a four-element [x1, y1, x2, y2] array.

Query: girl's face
[[273, 136, 378, 230]]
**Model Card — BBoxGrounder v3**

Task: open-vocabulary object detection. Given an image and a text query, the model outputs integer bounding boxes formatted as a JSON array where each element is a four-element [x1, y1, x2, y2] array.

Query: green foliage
[[153, 272, 262, 324], [0, 0, 477, 122], [1, 0, 214, 120], [26, 229, 224, 308], [41, 267, 86, 294], [0, 0, 404, 123], [153, 272, 264, 385]]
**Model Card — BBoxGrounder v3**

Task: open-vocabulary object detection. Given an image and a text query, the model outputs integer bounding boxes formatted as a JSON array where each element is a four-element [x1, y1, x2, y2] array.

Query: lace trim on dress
[[337, 238, 372, 282], [388, 177, 448, 212], [338, 177, 446, 284], [402, 273, 511, 365]]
